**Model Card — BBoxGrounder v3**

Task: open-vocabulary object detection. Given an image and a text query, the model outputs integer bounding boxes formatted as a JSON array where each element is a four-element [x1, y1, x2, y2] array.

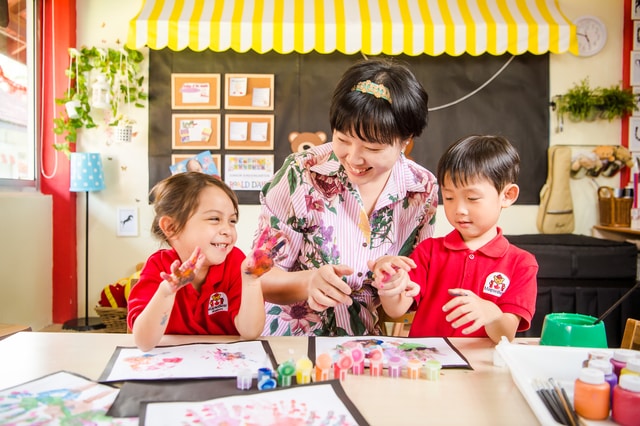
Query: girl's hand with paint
[[160, 247, 205, 293], [367, 256, 418, 297], [243, 229, 287, 277]]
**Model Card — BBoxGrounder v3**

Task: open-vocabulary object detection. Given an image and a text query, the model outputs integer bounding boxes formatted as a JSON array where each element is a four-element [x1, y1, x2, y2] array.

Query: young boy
[[369, 135, 538, 343]]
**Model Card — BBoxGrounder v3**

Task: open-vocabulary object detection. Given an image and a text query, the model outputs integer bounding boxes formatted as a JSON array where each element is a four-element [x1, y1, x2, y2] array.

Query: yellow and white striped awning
[[127, 0, 578, 56]]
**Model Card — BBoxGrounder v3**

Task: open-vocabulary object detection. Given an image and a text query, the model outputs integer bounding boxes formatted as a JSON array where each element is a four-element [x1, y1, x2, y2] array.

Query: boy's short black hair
[[329, 58, 429, 146], [437, 135, 520, 193]]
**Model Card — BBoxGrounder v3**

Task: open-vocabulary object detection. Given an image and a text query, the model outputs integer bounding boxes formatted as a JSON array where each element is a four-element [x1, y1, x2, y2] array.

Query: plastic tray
[[495, 340, 626, 425]]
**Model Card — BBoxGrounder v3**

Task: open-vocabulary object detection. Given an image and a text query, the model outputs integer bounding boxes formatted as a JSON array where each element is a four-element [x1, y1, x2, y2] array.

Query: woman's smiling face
[[332, 130, 404, 185]]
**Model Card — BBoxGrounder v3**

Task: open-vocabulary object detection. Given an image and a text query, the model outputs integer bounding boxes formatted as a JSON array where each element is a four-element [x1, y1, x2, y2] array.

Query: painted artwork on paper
[[0, 371, 135, 425], [310, 336, 471, 369], [99, 341, 276, 382], [141, 382, 368, 425]]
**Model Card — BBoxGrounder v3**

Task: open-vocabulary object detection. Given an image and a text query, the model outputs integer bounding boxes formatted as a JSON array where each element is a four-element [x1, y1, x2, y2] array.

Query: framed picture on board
[[633, 1, 640, 20], [171, 73, 221, 110], [225, 114, 274, 150], [632, 51, 640, 86], [224, 154, 274, 192], [634, 21, 640, 50], [170, 151, 221, 177], [224, 74, 274, 110], [172, 113, 221, 150], [629, 117, 640, 152]]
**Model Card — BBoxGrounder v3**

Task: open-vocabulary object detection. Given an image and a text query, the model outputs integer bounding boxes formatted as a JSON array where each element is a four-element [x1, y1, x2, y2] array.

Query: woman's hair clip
[[352, 80, 392, 103]]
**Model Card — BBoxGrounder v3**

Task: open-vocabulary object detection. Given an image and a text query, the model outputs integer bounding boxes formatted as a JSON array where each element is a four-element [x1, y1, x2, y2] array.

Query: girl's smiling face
[[169, 185, 238, 267], [332, 130, 405, 186]]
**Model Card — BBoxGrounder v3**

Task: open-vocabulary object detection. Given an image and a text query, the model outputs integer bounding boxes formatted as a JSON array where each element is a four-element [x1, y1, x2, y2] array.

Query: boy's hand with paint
[[367, 256, 419, 297]]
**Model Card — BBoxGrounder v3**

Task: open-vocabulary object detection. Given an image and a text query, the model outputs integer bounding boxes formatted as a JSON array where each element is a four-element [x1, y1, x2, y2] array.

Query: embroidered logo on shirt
[[483, 273, 510, 297], [208, 292, 229, 315]]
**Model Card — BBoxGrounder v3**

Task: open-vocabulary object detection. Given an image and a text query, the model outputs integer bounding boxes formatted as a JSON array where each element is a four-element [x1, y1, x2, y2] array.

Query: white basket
[[116, 125, 133, 143]]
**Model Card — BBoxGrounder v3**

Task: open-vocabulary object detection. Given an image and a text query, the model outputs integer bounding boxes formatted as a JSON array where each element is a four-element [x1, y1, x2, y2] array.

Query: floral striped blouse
[[257, 142, 438, 336]]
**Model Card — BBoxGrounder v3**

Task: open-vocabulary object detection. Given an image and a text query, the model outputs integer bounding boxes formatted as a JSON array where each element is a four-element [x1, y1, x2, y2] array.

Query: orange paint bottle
[[573, 367, 610, 421]]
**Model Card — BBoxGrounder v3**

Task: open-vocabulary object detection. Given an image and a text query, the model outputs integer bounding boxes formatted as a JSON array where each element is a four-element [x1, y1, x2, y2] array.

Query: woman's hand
[[307, 264, 354, 311], [159, 247, 205, 294], [442, 289, 503, 335], [367, 256, 417, 297]]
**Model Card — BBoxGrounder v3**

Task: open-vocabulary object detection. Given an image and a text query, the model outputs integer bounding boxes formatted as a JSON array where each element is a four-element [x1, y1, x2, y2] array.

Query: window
[[0, 0, 36, 188]]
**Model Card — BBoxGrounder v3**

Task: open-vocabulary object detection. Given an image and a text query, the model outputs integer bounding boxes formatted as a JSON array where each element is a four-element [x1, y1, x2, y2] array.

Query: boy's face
[[440, 175, 517, 247], [171, 185, 238, 267]]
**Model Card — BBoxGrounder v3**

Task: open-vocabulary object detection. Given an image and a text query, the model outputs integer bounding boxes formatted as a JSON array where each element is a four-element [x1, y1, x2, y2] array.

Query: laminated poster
[[309, 336, 472, 369], [0, 371, 135, 425], [98, 341, 277, 383], [139, 381, 369, 426]]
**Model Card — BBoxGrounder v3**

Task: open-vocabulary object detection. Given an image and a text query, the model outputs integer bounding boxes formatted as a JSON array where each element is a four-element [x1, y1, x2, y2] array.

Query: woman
[[256, 58, 438, 336]]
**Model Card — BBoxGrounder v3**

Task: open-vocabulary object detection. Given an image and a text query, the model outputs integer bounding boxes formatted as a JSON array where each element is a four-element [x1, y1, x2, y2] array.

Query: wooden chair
[[620, 318, 640, 350], [377, 306, 415, 337]]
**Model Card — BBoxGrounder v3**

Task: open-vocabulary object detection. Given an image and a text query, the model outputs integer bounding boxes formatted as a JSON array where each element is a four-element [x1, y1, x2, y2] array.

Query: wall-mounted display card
[[631, 51, 640, 86], [629, 117, 640, 152], [225, 114, 274, 150], [170, 151, 221, 177], [225, 74, 274, 110], [224, 154, 274, 191], [172, 113, 221, 150], [171, 73, 221, 110]]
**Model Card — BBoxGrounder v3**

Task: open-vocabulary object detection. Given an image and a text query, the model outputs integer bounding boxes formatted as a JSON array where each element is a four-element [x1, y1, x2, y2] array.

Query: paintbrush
[[594, 280, 640, 324]]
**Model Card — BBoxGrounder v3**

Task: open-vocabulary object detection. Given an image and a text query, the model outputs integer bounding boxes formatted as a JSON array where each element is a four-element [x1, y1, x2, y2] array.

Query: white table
[[0, 332, 538, 425]]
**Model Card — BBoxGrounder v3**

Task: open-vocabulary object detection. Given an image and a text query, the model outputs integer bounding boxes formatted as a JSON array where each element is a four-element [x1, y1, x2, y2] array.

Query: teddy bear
[[595, 145, 635, 177], [570, 152, 602, 178], [288, 131, 327, 153]]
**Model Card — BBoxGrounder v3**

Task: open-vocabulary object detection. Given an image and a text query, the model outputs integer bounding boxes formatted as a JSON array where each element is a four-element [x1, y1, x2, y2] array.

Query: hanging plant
[[596, 84, 637, 121], [555, 78, 600, 122], [554, 78, 638, 125], [52, 45, 147, 156]]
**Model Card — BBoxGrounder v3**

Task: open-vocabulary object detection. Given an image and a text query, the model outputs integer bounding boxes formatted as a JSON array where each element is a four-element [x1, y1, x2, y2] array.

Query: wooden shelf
[[592, 225, 640, 242]]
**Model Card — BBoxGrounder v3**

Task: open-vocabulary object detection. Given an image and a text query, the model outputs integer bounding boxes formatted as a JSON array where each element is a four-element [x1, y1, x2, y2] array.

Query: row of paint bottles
[[577, 349, 640, 425]]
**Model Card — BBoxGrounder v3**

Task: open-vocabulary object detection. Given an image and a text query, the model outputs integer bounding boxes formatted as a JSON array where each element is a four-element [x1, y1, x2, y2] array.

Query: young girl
[[127, 172, 266, 351]]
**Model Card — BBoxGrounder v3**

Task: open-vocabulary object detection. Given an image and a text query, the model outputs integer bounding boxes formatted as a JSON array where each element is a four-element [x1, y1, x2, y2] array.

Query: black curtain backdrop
[[149, 50, 549, 204]]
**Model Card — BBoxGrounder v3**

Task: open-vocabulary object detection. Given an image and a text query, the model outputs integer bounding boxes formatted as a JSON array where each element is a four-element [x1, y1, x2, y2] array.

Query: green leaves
[[52, 45, 147, 156]]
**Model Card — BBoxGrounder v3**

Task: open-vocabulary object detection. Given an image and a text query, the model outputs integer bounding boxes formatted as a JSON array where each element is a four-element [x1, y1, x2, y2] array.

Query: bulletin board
[[148, 49, 549, 205], [225, 74, 274, 110]]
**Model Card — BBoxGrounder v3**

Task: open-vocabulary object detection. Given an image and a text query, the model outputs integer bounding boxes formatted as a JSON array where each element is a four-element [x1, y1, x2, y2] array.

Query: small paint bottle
[[314, 352, 332, 382], [582, 349, 612, 368], [424, 359, 442, 381], [406, 359, 422, 380], [387, 355, 403, 378], [612, 374, 640, 426], [620, 357, 640, 378], [368, 346, 383, 377], [611, 349, 636, 378], [277, 359, 296, 387], [334, 351, 353, 381], [350, 343, 365, 375], [574, 367, 610, 420], [588, 359, 617, 407], [236, 368, 253, 390], [295, 356, 313, 385]]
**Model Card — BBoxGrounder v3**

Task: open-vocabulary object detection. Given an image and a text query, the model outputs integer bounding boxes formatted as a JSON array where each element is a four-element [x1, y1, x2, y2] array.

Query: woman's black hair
[[329, 58, 429, 146]]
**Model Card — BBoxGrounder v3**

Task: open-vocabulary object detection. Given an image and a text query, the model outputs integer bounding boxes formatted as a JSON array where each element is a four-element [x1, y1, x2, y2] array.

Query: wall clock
[[574, 15, 607, 57]]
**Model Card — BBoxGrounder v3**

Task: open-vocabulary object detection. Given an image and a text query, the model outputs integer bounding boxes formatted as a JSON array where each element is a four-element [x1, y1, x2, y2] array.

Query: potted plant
[[53, 45, 146, 156], [596, 84, 637, 121], [556, 78, 600, 122]]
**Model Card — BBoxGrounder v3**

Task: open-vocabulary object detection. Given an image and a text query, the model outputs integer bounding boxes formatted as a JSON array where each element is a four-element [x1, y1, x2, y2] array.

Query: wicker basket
[[94, 306, 128, 333], [598, 186, 633, 227]]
